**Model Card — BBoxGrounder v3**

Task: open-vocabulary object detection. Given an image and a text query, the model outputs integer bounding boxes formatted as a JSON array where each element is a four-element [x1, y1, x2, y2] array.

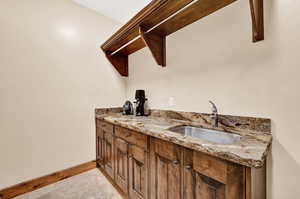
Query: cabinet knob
[[185, 164, 192, 170], [172, 160, 179, 165]]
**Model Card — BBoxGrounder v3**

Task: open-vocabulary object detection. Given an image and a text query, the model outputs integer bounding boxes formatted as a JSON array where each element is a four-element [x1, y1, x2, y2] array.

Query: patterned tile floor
[[13, 169, 122, 199]]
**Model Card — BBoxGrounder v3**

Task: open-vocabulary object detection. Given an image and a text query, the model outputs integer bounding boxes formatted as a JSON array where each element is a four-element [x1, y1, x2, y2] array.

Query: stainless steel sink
[[168, 126, 242, 144]]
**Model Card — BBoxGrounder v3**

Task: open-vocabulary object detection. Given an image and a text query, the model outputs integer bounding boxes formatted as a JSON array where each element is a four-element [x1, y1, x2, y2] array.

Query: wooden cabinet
[[150, 138, 182, 199], [129, 144, 148, 199], [96, 120, 115, 179], [111, 125, 150, 199], [96, 125, 104, 167], [115, 137, 129, 194], [193, 173, 225, 199], [102, 122, 115, 179], [183, 149, 226, 199], [115, 126, 148, 150], [95, 119, 265, 199], [183, 148, 244, 199]]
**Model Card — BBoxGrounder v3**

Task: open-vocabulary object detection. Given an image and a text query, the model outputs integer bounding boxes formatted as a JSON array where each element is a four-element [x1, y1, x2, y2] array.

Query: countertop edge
[[97, 116, 270, 168]]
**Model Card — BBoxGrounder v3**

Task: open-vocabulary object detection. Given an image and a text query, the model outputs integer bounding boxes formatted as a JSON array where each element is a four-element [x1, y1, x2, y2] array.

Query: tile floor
[[13, 169, 122, 199]]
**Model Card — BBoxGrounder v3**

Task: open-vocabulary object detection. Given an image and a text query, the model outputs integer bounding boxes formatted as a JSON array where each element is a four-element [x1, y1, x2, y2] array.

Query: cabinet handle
[[172, 160, 179, 165], [185, 164, 192, 170]]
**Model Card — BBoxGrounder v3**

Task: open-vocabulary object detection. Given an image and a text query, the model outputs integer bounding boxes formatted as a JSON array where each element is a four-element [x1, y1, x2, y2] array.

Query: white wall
[[0, 0, 125, 189], [127, 0, 300, 198]]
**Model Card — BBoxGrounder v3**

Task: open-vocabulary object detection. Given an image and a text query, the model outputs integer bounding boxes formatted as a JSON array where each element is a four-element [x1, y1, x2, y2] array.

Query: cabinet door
[[184, 149, 245, 199], [96, 126, 104, 167], [184, 149, 226, 199], [150, 138, 182, 199], [129, 145, 148, 199], [194, 173, 225, 199], [115, 138, 129, 194], [104, 129, 114, 179]]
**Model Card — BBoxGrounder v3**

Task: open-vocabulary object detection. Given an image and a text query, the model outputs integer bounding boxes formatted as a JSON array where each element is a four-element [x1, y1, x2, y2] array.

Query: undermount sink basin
[[168, 125, 242, 144]]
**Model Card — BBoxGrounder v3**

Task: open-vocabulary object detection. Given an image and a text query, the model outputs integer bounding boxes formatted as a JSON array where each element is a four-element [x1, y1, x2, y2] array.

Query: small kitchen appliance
[[122, 100, 133, 115], [134, 90, 148, 116]]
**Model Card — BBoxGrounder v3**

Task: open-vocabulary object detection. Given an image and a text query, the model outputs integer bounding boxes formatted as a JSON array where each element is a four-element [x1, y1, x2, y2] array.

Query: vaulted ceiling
[[72, 0, 151, 23]]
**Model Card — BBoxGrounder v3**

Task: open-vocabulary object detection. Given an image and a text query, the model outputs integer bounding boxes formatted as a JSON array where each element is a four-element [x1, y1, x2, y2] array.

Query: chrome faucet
[[209, 101, 218, 127]]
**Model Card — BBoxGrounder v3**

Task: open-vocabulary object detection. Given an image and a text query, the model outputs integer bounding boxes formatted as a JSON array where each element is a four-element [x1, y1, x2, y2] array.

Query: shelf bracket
[[249, 0, 264, 42], [139, 26, 166, 67], [105, 52, 128, 77]]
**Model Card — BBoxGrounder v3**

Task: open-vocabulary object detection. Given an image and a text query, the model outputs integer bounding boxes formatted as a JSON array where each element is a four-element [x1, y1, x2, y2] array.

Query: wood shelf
[[101, 0, 264, 76]]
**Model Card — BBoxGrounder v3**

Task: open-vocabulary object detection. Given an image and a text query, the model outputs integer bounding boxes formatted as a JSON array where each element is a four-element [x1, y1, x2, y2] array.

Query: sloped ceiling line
[[72, 0, 152, 23]]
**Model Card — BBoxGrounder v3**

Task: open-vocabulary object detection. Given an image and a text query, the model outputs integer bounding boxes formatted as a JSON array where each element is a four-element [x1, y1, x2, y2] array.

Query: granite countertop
[[95, 108, 272, 168]]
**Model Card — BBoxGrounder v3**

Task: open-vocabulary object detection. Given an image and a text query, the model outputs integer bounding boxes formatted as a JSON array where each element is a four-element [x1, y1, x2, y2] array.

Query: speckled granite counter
[[95, 108, 272, 168]]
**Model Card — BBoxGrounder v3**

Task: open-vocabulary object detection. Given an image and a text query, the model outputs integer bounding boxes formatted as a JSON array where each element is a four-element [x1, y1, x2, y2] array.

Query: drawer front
[[97, 120, 114, 134], [153, 138, 180, 161], [193, 151, 227, 184], [129, 144, 145, 164], [115, 126, 148, 150]]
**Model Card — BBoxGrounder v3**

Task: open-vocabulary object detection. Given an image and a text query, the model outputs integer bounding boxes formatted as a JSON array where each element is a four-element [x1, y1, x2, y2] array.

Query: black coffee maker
[[134, 90, 147, 116]]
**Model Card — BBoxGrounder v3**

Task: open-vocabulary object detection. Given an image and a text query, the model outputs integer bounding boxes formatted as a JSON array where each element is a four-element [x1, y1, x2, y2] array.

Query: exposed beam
[[249, 0, 264, 42], [139, 26, 166, 67]]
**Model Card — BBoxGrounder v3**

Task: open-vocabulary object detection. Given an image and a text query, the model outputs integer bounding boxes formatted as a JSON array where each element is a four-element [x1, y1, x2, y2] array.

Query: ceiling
[[72, 0, 152, 24]]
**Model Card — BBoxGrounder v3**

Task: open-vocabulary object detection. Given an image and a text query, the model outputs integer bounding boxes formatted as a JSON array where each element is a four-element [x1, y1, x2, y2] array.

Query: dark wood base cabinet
[[96, 119, 266, 199], [150, 138, 182, 199]]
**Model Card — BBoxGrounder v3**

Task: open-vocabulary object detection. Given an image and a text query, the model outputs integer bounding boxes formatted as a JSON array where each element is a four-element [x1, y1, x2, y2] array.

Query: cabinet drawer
[[153, 138, 180, 161], [115, 126, 148, 150], [193, 151, 227, 184], [129, 144, 145, 163], [97, 120, 114, 133]]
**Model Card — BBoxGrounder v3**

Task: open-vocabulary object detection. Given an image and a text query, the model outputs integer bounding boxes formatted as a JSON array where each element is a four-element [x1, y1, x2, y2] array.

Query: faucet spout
[[209, 101, 218, 127]]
